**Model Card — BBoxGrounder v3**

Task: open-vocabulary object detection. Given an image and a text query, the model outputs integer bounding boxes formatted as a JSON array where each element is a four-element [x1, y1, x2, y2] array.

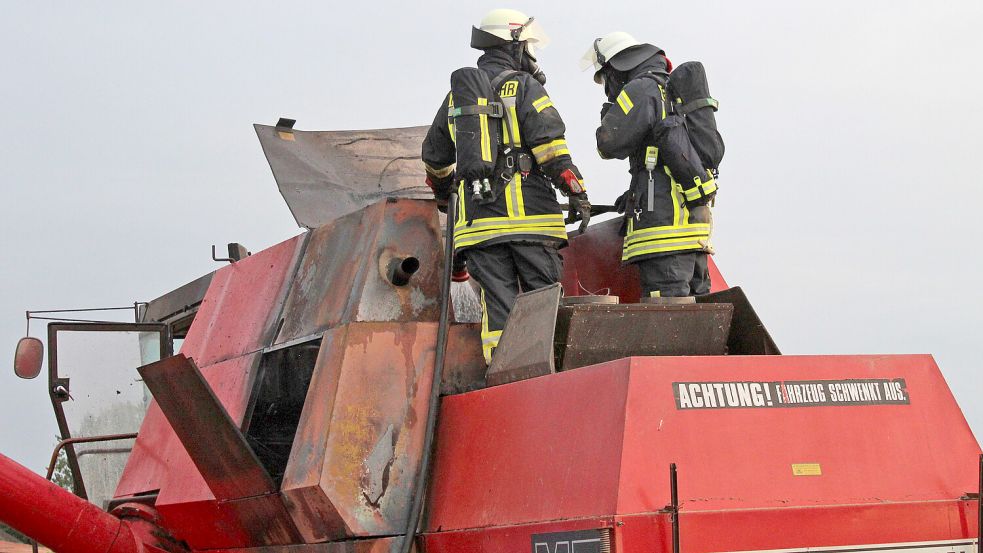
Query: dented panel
[[282, 322, 442, 542]]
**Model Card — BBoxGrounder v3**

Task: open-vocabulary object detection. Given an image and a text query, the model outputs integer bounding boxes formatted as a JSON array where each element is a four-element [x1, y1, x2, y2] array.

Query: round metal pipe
[[390, 256, 421, 286], [0, 452, 142, 553]]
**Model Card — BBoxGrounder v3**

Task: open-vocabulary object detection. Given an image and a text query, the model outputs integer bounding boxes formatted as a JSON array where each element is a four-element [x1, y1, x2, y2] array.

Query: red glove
[[558, 168, 586, 195]]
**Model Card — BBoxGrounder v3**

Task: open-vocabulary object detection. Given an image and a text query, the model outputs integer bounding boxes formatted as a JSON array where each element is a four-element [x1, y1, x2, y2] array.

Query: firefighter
[[423, 9, 591, 363], [583, 32, 715, 298]]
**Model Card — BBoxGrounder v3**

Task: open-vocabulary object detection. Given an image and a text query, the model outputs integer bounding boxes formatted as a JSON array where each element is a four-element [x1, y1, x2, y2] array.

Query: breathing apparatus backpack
[[649, 61, 724, 206], [448, 68, 523, 205]]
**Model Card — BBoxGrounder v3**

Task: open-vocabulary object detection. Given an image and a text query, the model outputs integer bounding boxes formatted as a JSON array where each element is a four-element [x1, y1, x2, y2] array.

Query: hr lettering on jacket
[[673, 379, 910, 409]]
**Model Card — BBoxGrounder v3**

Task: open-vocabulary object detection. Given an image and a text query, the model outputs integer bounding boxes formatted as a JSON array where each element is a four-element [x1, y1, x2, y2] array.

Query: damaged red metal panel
[[137, 354, 277, 500], [281, 322, 445, 543], [181, 233, 306, 367], [115, 353, 262, 498], [117, 354, 298, 549], [275, 199, 443, 345], [560, 218, 727, 303]]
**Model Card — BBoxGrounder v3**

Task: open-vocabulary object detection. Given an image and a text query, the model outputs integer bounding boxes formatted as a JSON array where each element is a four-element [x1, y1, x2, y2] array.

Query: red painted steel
[[180, 234, 305, 367], [560, 218, 727, 302], [116, 354, 299, 550], [0, 453, 159, 553], [137, 354, 278, 501], [426, 354, 980, 552]]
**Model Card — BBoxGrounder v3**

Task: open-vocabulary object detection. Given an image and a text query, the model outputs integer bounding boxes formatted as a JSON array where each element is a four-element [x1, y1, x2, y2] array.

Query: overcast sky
[[1, 1, 981, 473]]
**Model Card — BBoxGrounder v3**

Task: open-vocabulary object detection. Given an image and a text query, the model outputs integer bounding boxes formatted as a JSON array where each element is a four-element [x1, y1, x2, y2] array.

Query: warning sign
[[672, 379, 909, 410]]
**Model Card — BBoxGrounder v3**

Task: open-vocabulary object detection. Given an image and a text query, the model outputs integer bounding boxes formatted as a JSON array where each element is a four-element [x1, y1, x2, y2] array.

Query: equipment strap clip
[[448, 102, 505, 119]]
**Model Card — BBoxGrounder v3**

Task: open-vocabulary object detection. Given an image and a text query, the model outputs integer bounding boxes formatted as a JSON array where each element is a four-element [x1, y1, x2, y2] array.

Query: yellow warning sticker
[[277, 130, 295, 141], [792, 463, 822, 476]]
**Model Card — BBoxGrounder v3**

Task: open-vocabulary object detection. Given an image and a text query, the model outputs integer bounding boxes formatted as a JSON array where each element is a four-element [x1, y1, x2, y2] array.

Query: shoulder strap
[[674, 97, 719, 116], [490, 70, 522, 91]]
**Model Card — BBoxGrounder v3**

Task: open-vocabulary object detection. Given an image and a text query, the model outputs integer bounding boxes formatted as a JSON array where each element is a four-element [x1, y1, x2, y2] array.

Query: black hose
[[399, 192, 457, 553]]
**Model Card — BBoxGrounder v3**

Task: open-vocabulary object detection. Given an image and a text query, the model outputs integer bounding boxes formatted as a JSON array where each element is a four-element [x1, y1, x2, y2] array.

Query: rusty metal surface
[[281, 322, 441, 543], [556, 304, 734, 371], [181, 234, 306, 367], [204, 536, 402, 553], [138, 354, 278, 500], [255, 124, 432, 229], [485, 284, 561, 387], [275, 199, 444, 345], [439, 324, 486, 395], [696, 286, 781, 355]]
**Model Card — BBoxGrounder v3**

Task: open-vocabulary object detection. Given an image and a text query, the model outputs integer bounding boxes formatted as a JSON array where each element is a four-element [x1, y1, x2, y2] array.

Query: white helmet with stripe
[[580, 31, 664, 83], [471, 9, 551, 57]]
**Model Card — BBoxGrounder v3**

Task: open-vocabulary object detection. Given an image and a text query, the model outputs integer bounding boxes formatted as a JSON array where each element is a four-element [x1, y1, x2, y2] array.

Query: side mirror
[[14, 337, 44, 379]]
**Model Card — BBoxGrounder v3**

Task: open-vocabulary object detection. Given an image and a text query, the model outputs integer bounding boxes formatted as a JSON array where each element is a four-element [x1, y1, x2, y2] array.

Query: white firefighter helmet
[[580, 31, 663, 83], [471, 9, 551, 57]]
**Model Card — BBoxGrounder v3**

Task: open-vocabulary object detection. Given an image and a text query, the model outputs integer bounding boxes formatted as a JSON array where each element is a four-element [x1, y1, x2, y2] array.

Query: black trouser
[[637, 251, 710, 298], [463, 243, 563, 363]]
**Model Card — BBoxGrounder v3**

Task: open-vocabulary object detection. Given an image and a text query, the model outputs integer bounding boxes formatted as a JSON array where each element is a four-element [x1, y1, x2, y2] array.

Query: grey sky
[[1, 1, 981, 472]]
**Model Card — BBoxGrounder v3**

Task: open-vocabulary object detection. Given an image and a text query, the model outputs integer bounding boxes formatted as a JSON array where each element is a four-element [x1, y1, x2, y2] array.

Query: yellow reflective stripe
[[479, 289, 500, 363], [531, 139, 570, 164], [456, 181, 466, 225], [682, 174, 718, 201], [624, 224, 711, 245], [622, 238, 708, 260], [448, 93, 456, 144], [514, 172, 526, 216], [456, 228, 567, 249], [668, 167, 681, 226], [532, 95, 554, 113], [455, 213, 565, 230], [477, 98, 492, 162], [617, 90, 634, 114], [505, 178, 515, 217], [504, 173, 526, 218], [425, 162, 454, 179], [658, 85, 667, 119], [456, 223, 567, 241], [649, 290, 661, 298], [508, 105, 521, 146]]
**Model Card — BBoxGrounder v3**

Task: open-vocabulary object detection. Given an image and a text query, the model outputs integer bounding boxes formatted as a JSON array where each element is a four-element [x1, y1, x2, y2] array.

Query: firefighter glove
[[567, 193, 592, 234], [558, 168, 586, 196]]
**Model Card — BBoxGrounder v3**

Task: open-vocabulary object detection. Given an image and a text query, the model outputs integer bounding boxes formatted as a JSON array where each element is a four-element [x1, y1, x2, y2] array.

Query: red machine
[[2, 123, 979, 553]]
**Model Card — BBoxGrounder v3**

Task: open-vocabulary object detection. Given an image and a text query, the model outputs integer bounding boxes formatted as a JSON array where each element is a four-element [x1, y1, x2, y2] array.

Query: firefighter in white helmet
[[423, 9, 591, 363], [583, 32, 716, 298]]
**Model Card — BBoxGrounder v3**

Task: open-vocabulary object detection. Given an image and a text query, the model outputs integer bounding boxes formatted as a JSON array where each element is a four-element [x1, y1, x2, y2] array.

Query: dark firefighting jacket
[[596, 56, 716, 262], [423, 49, 583, 252]]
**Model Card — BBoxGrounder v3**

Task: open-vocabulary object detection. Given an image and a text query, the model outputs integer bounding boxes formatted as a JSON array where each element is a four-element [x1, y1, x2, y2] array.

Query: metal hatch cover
[[255, 123, 433, 229]]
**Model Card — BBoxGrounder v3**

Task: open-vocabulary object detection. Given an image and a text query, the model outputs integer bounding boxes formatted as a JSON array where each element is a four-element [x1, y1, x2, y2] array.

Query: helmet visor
[[579, 38, 603, 73], [517, 17, 550, 50]]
